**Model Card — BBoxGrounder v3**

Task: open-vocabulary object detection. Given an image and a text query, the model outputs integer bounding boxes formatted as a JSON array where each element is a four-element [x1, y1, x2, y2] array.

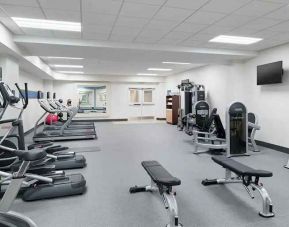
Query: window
[[129, 88, 154, 105], [129, 89, 141, 104], [143, 89, 153, 104]]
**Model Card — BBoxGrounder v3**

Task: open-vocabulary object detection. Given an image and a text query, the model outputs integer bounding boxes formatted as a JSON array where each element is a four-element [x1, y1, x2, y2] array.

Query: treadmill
[[48, 92, 94, 129], [53, 93, 94, 126], [33, 91, 97, 142]]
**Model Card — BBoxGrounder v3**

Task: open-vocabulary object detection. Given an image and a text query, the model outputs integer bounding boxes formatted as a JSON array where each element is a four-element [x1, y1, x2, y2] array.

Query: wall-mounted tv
[[257, 61, 283, 85]]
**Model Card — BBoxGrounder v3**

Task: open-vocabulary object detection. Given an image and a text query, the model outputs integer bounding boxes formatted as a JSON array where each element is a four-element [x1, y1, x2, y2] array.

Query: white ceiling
[[0, 0, 289, 77]]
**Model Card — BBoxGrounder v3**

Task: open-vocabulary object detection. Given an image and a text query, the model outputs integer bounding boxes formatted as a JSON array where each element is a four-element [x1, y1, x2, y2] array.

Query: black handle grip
[[47, 92, 50, 99], [24, 83, 28, 109], [15, 83, 28, 109], [53, 93, 56, 99]]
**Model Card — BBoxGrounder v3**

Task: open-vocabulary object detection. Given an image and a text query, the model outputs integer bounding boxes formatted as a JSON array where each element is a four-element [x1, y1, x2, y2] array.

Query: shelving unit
[[166, 95, 180, 125]]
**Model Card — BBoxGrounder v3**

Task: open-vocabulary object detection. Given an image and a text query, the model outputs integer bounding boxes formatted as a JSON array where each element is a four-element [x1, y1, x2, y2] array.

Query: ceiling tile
[[166, 0, 209, 10], [215, 14, 257, 27], [134, 36, 159, 44], [157, 38, 181, 45], [109, 34, 136, 42], [189, 32, 216, 41], [125, 0, 166, 6], [139, 28, 169, 39], [1, 5, 45, 18], [82, 13, 116, 26], [0, 0, 38, 7], [154, 6, 193, 22], [202, 0, 251, 13], [265, 7, 289, 20], [39, 0, 80, 11], [82, 32, 109, 40], [181, 38, 206, 47], [146, 19, 179, 30], [164, 31, 192, 40], [53, 31, 82, 39], [44, 9, 81, 22], [186, 10, 226, 25], [267, 21, 289, 32], [111, 26, 142, 36], [173, 22, 207, 33], [115, 16, 149, 28], [82, 24, 112, 34], [226, 27, 261, 36], [253, 29, 281, 39], [233, 0, 285, 17], [270, 31, 289, 41], [240, 18, 281, 30], [201, 25, 234, 35], [120, 2, 160, 18], [82, 0, 122, 14]]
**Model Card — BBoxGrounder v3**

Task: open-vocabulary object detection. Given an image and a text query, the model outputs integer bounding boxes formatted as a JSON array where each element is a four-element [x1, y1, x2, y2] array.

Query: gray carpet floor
[[15, 122, 289, 227]]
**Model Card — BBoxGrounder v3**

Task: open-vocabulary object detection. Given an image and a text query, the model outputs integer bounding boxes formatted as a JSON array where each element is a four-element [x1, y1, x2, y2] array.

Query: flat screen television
[[257, 61, 283, 85]]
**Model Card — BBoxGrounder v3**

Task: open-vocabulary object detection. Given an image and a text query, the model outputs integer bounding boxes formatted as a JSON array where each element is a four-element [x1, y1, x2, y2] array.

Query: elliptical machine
[[0, 82, 86, 202]]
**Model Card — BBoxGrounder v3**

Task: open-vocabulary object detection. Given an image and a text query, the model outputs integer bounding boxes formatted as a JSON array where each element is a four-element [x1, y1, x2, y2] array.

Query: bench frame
[[129, 163, 182, 227], [203, 166, 274, 218]]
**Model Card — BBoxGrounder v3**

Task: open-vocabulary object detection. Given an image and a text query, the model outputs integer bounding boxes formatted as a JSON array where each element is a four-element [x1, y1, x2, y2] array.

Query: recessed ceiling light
[[162, 61, 191, 65], [137, 73, 158, 76], [45, 56, 84, 60], [12, 17, 81, 32], [209, 35, 262, 45], [57, 71, 84, 74], [147, 68, 172, 71], [51, 64, 83, 68]]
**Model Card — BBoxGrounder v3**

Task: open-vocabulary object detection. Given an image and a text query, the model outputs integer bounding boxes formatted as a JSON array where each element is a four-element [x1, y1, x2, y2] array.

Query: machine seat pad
[[212, 156, 272, 178], [17, 149, 47, 161], [141, 161, 181, 187]]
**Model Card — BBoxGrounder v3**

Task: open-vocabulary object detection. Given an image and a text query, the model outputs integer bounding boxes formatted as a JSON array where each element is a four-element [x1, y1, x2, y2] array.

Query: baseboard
[[93, 118, 128, 122], [256, 140, 289, 154], [156, 117, 166, 121], [73, 118, 128, 122]]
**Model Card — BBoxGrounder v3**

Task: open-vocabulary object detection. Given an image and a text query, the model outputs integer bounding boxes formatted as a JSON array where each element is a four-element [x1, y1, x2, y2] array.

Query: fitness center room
[[0, 0, 289, 226]]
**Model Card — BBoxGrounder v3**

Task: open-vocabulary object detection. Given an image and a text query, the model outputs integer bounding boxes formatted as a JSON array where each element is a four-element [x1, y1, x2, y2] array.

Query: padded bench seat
[[142, 161, 181, 187], [212, 156, 272, 178]]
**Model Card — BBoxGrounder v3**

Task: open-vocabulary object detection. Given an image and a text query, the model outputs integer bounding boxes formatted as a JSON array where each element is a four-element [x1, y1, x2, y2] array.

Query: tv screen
[[257, 61, 283, 85]]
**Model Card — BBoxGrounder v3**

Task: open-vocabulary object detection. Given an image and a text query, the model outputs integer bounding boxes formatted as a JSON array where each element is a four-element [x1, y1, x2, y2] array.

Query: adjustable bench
[[202, 156, 274, 217], [129, 161, 182, 227]]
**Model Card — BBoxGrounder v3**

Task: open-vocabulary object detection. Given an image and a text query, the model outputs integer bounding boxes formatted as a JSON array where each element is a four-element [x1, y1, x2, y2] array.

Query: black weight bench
[[130, 161, 182, 227], [202, 156, 274, 218]]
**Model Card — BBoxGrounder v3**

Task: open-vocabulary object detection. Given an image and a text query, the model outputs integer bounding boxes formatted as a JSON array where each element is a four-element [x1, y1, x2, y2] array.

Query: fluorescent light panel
[[58, 71, 84, 74], [45, 56, 83, 60], [51, 64, 83, 68], [209, 35, 262, 45], [137, 73, 158, 76], [147, 68, 172, 71], [162, 61, 191, 65], [12, 17, 81, 32]]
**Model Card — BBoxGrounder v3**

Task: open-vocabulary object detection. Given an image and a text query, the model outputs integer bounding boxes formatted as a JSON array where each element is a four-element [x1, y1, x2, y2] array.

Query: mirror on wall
[[77, 85, 107, 115]]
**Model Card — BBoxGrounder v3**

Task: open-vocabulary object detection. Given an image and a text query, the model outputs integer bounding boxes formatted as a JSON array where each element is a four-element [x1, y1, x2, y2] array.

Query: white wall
[[53, 80, 166, 119], [19, 70, 44, 131], [166, 43, 289, 148]]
